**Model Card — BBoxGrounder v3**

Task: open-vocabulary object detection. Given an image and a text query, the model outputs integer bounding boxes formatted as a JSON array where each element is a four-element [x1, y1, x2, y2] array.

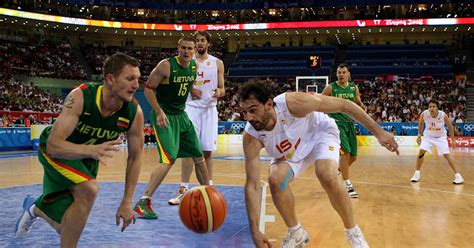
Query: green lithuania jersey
[[40, 83, 138, 146], [329, 81, 357, 122], [155, 56, 197, 115]]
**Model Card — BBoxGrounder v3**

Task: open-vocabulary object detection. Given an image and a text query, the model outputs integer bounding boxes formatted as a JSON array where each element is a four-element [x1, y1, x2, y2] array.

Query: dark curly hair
[[238, 81, 274, 104]]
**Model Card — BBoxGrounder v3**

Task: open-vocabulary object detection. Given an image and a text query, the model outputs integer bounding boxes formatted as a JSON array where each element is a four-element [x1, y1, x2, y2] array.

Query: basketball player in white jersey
[[240, 82, 399, 248], [168, 30, 225, 205], [410, 99, 464, 184]]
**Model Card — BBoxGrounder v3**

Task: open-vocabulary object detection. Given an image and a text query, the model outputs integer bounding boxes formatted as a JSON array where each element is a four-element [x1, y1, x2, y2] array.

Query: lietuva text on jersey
[[172, 75, 195, 83], [335, 93, 355, 99], [76, 121, 120, 141]]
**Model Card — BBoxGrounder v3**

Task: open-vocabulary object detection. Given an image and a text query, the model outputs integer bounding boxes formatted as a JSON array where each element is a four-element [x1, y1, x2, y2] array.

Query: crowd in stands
[[0, 78, 62, 127], [2, 1, 472, 24], [358, 78, 466, 123], [80, 40, 226, 81], [82, 44, 175, 81], [0, 35, 88, 80], [217, 78, 467, 125]]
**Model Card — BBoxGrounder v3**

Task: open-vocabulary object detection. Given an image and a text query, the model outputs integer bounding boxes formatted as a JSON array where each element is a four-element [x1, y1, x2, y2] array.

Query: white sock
[[289, 223, 301, 232], [455, 172, 461, 176], [180, 183, 189, 189], [209, 180, 213, 186], [140, 196, 151, 200], [29, 204, 37, 217], [414, 170, 420, 175], [344, 180, 352, 186], [345, 224, 360, 233]]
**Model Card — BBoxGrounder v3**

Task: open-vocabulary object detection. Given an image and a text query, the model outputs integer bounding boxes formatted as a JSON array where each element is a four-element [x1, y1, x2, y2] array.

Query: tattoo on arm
[[64, 95, 74, 109]]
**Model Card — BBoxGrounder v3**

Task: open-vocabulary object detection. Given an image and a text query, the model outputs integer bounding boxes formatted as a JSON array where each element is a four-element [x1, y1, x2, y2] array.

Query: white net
[[295, 76, 329, 94]]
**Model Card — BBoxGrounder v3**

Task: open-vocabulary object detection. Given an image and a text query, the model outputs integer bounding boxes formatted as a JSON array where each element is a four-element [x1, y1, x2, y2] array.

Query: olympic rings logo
[[394, 136, 405, 143], [230, 122, 246, 129], [464, 124, 474, 131]]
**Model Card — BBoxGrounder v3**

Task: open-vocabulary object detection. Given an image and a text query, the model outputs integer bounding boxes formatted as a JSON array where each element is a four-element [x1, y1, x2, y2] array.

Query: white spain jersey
[[245, 93, 339, 163], [422, 110, 447, 138], [187, 54, 218, 108]]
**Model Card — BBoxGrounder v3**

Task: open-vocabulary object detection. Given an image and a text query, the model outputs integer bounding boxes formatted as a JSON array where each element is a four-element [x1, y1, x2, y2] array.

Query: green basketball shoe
[[134, 197, 158, 219]]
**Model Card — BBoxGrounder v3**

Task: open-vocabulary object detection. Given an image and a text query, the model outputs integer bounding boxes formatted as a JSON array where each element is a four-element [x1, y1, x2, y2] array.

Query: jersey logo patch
[[117, 117, 130, 128]]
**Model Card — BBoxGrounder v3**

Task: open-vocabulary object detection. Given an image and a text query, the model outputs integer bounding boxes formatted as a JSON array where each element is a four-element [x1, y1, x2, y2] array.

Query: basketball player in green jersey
[[15, 53, 145, 247], [134, 36, 209, 219], [322, 63, 366, 198]]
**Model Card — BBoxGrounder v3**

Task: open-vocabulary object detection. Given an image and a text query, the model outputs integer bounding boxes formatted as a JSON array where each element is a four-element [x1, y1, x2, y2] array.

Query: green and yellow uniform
[[152, 57, 203, 165], [329, 81, 358, 157], [36, 83, 138, 223]]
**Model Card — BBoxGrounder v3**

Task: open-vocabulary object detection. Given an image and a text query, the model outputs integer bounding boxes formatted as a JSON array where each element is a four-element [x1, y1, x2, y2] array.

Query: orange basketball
[[178, 186, 227, 233]]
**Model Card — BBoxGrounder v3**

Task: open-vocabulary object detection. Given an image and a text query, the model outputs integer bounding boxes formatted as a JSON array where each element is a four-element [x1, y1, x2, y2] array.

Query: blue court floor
[[1, 183, 253, 247]]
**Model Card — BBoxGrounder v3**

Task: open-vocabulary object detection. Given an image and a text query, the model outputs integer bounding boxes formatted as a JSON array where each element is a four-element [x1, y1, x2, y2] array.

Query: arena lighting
[[1, 8, 474, 31]]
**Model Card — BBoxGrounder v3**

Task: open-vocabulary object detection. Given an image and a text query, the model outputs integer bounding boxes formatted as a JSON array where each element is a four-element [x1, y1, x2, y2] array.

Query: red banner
[[448, 137, 474, 147], [0, 111, 59, 125]]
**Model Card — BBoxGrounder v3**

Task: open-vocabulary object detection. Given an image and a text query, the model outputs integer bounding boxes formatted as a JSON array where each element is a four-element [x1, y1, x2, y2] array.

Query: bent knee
[[268, 172, 292, 192], [319, 175, 339, 189], [73, 180, 99, 202], [192, 157, 205, 164], [418, 150, 426, 158], [316, 169, 339, 189]]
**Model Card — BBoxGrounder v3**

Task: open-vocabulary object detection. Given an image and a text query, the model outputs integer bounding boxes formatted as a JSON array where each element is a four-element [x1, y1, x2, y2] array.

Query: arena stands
[[0, 37, 87, 80], [345, 44, 453, 78], [228, 45, 334, 78]]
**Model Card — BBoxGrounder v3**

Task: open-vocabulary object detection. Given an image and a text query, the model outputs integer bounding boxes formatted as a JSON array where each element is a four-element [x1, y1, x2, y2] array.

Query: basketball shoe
[[453, 173, 464, 185], [15, 195, 38, 238], [345, 182, 359, 198], [345, 225, 369, 248], [168, 186, 187, 205], [410, 171, 420, 183], [134, 197, 157, 219], [282, 226, 310, 248]]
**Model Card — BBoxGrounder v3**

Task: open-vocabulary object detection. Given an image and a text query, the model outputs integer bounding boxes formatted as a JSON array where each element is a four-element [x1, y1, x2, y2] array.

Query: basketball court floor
[[0, 144, 473, 247]]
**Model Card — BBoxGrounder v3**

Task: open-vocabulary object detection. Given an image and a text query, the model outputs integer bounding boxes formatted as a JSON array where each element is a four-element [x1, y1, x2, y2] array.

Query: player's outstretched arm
[[243, 132, 273, 247], [116, 105, 144, 232], [286, 92, 399, 154]]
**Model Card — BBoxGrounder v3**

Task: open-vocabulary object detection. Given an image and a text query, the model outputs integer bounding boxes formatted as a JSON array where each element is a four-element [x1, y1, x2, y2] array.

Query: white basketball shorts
[[420, 135, 450, 155], [270, 131, 340, 178], [185, 104, 218, 151]]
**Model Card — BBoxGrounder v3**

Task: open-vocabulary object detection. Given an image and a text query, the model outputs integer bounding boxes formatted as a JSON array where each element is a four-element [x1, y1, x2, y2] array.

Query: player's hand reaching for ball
[[116, 201, 136, 232], [376, 130, 399, 155], [92, 139, 122, 165], [252, 231, 274, 248]]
